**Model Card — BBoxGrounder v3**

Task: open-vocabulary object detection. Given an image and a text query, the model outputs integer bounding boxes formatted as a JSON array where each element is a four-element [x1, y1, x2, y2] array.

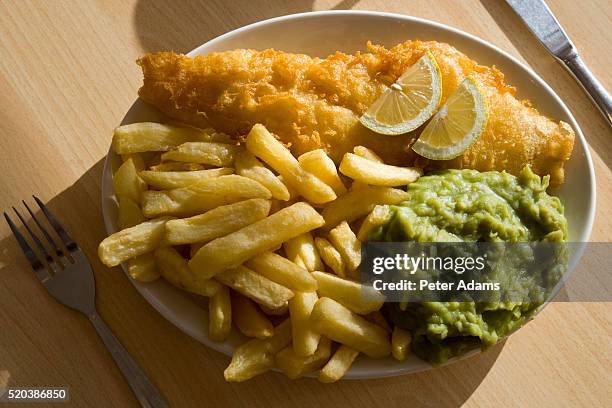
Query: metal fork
[[4, 196, 168, 408]]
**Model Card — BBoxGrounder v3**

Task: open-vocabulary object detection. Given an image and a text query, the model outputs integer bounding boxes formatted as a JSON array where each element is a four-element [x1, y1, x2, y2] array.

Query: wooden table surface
[[0, 1, 610, 407]]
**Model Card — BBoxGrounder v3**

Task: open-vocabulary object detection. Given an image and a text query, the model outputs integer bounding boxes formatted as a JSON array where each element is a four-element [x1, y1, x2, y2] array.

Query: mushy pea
[[369, 167, 568, 364]]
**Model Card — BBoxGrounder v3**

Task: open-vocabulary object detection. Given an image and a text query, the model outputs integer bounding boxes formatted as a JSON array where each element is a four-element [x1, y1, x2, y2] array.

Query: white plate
[[101, 11, 596, 379]]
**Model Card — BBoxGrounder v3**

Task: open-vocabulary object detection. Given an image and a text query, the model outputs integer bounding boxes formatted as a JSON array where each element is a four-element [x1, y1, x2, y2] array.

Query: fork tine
[[4, 212, 51, 282], [12, 207, 58, 270], [33, 196, 77, 252], [23, 200, 64, 260]]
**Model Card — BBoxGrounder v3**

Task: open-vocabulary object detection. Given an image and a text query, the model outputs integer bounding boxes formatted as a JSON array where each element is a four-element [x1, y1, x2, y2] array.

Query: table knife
[[506, 0, 611, 126]]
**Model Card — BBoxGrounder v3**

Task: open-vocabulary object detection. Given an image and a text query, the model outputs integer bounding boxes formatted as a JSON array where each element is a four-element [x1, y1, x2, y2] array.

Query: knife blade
[[506, 0, 573, 57], [506, 0, 611, 126]]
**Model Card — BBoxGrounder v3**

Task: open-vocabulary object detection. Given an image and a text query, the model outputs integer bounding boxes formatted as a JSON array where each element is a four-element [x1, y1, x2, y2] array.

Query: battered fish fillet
[[137, 41, 574, 186]]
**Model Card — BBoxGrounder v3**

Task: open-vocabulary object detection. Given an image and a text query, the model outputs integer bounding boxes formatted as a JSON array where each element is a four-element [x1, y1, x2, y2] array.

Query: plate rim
[[101, 10, 596, 379]]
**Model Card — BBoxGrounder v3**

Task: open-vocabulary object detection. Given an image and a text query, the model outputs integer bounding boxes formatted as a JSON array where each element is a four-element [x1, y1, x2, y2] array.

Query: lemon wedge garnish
[[412, 77, 488, 160], [360, 53, 442, 135]]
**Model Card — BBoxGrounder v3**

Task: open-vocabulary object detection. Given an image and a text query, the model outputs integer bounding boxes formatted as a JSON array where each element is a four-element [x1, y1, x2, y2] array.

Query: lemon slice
[[412, 77, 488, 160], [360, 53, 442, 135]]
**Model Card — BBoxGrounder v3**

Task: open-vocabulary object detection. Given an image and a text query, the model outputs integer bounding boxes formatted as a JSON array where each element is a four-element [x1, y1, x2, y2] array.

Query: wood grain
[[0, 1, 610, 407]]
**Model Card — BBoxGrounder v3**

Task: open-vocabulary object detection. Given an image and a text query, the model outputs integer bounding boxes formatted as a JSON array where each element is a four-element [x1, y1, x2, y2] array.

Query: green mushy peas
[[370, 167, 568, 364]]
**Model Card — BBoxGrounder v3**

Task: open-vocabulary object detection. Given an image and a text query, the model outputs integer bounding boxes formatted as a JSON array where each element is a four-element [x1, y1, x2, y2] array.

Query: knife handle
[[560, 51, 611, 127]]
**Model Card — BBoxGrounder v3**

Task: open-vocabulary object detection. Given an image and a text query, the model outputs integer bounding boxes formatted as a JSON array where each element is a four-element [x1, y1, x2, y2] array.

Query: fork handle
[[88, 313, 169, 408]]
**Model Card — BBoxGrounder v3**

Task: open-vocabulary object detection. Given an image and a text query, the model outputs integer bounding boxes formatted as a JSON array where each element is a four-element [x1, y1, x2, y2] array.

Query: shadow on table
[[0, 158, 115, 322], [269, 343, 503, 408], [133, 0, 360, 53], [0, 157, 142, 406], [0, 158, 109, 271], [479, 0, 612, 171]]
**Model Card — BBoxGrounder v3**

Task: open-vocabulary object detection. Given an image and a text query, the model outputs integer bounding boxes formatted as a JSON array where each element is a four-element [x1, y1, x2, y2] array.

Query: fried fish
[[137, 40, 574, 186]]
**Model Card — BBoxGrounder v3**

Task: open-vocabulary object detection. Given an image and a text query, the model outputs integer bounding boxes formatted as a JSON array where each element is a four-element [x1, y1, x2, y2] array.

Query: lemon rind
[[359, 54, 443, 136], [411, 77, 488, 160]]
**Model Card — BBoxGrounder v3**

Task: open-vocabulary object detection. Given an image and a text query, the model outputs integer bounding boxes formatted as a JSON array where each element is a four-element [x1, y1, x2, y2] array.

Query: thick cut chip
[[117, 197, 146, 230], [269, 199, 281, 214], [224, 319, 292, 382], [314, 237, 346, 277], [282, 232, 324, 272], [163, 123, 234, 143], [318, 345, 360, 383], [209, 285, 232, 342], [349, 180, 369, 191], [141, 175, 271, 217], [161, 142, 237, 166], [312, 271, 385, 314], [364, 311, 392, 333], [215, 265, 294, 309], [112, 122, 210, 154], [339, 153, 422, 187], [114, 158, 147, 203], [189, 202, 324, 279], [231, 292, 274, 339], [275, 337, 332, 379], [297, 149, 347, 195], [149, 161, 206, 172], [353, 146, 384, 163], [245, 251, 317, 292], [278, 175, 300, 201], [293, 255, 307, 269], [391, 327, 412, 361], [98, 217, 170, 267], [155, 247, 221, 297], [357, 205, 392, 241], [126, 253, 160, 282], [121, 153, 147, 171], [139, 168, 233, 189], [310, 297, 391, 358], [165, 199, 271, 245], [189, 242, 204, 258], [246, 124, 336, 204], [328, 221, 361, 272], [288, 291, 321, 357], [260, 303, 289, 316], [322, 186, 409, 229], [235, 150, 290, 201]]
